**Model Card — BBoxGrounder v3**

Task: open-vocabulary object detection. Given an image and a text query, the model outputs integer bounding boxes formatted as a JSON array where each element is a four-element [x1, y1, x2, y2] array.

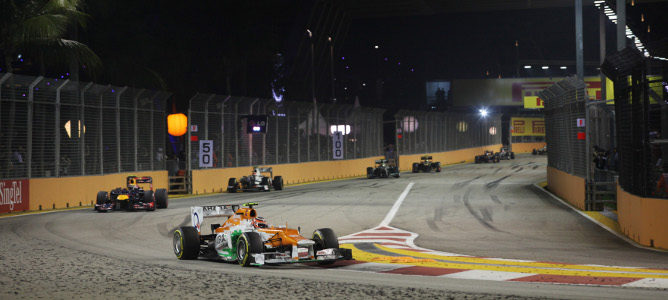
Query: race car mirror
[[243, 115, 268, 133]]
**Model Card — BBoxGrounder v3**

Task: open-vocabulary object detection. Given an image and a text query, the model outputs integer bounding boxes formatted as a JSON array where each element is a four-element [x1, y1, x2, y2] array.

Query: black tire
[[96, 191, 107, 212], [313, 228, 339, 265], [510, 152, 515, 159], [532, 149, 537, 155], [144, 190, 155, 211], [227, 178, 238, 193], [412, 163, 419, 173], [366, 167, 374, 179], [380, 168, 389, 178], [273, 176, 284, 190], [236, 232, 264, 267], [260, 177, 270, 191], [474, 156, 480, 164], [173, 226, 200, 260], [155, 188, 168, 209]]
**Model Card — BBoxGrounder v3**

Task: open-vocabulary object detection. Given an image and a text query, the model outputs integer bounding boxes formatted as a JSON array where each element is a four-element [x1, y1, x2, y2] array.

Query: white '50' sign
[[199, 140, 213, 168]]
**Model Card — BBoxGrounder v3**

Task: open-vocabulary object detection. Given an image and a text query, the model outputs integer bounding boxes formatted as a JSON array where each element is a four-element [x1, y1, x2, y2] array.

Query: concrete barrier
[[511, 142, 547, 154], [28, 171, 168, 211], [617, 185, 668, 250], [398, 144, 503, 171], [547, 167, 585, 210], [190, 156, 384, 195]]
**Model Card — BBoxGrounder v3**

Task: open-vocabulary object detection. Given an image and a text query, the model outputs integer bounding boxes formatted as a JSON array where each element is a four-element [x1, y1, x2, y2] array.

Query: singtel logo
[[0, 181, 23, 211]]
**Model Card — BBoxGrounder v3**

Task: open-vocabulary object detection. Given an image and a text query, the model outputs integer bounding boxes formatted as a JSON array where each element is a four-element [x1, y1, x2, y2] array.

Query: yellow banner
[[523, 96, 544, 109], [511, 117, 545, 136]]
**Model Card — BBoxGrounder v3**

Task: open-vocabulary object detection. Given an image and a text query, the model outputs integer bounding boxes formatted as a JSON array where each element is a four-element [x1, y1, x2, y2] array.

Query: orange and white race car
[[173, 202, 352, 266]]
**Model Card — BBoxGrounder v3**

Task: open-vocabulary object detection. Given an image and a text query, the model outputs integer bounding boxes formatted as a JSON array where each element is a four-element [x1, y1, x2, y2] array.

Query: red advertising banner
[[0, 179, 30, 213]]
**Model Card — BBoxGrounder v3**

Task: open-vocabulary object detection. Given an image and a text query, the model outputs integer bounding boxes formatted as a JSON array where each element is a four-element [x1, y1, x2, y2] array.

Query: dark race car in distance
[[495, 147, 515, 160], [95, 176, 168, 212], [532, 145, 547, 155], [412, 155, 442, 173], [367, 159, 400, 178], [475, 150, 499, 163]]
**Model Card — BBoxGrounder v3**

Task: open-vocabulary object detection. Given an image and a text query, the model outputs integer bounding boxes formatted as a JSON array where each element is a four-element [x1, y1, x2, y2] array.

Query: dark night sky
[[13, 1, 627, 111]]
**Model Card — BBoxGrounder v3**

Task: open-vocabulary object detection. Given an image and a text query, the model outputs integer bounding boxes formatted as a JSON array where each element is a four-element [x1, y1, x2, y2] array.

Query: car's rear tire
[[366, 167, 374, 179], [96, 191, 107, 212], [474, 156, 480, 164], [174, 226, 200, 260], [273, 176, 284, 190], [435, 163, 442, 172], [236, 232, 263, 267], [412, 163, 419, 173], [155, 188, 168, 209], [227, 178, 238, 193], [313, 228, 339, 265]]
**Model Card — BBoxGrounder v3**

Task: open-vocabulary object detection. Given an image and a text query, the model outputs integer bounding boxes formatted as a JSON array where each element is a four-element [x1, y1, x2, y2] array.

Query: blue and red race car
[[95, 176, 168, 212]]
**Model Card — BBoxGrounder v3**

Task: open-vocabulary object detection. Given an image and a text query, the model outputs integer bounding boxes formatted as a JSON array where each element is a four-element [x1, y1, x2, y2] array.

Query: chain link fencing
[[393, 110, 502, 155], [601, 48, 667, 198], [186, 94, 385, 170], [540, 77, 587, 178], [0, 73, 168, 180]]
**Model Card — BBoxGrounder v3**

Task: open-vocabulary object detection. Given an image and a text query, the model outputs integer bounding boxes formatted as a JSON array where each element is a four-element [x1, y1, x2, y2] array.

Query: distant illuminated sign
[[523, 96, 544, 109], [244, 115, 267, 133]]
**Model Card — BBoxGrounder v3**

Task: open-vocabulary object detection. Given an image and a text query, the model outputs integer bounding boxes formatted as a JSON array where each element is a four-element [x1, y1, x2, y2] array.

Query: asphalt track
[[1, 154, 667, 299]]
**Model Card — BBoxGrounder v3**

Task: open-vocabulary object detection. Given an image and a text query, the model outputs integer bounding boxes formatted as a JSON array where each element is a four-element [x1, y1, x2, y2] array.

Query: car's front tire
[[273, 176, 284, 190], [236, 232, 263, 267], [313, 228, 339, 265], [144, 190, 155, 211], [96, 191, 108, 212]]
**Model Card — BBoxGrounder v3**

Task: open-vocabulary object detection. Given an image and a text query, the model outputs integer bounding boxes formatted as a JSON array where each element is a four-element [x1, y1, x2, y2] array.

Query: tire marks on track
[[485, 175, 511, 190], [462, 190, 505, 233]]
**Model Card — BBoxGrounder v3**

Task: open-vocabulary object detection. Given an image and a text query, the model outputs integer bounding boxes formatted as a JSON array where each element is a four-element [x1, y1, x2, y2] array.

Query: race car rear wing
[[191, 205, 239, 232]]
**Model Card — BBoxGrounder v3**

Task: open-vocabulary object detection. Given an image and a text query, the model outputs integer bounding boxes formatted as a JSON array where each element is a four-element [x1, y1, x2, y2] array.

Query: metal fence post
[[204, 94, 214, 140], [99, 85, 111, 175], [234, 101, 239, 167], [80, 82, 93, 175], [221, 95, 230, 168], [149, 92, 161, 170], [286, 109, 291, 163], [116, 87, 127, 173], [134, 89, 145, 171], [27, 76, 44, 178], [55, 79, 70, 177], [262, 103, 267, 165], [297, 110, 301, 163], [315, 102, 320, 161], [275, 106, 279, 164], [187, 95, 192, 173]]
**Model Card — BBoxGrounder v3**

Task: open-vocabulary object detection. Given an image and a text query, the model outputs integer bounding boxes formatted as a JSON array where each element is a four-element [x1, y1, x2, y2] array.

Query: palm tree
[[0, 0, 101, 74]]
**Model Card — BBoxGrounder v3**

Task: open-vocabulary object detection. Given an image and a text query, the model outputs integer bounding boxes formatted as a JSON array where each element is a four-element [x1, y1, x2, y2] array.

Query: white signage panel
[[199, 140, 214, 168], [332, 132, 344, 160]]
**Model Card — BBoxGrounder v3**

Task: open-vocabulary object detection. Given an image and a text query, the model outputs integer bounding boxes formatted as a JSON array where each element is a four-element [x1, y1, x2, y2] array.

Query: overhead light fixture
[[524, 65, 532, 69], [560, 66, 567, 70], [542, 66, 549, 70], [479, 108, 488, 117]]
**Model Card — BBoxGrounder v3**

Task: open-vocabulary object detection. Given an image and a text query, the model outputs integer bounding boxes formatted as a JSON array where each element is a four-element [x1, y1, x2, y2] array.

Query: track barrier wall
[[27, 170, 167, 211], [617, 185, 668, 250], [510, 142, 547, 154], [190, 156, 383, 194], [547, 167, 585, 210]]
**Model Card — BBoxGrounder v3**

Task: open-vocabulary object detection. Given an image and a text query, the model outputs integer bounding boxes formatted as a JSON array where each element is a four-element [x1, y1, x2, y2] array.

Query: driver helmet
[[252, 168, 260, 176], [253, 217, 268, 228]]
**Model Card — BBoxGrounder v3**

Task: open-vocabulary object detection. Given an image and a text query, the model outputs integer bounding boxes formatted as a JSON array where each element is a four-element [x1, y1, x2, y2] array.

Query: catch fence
[[0, 73, 168, 179], [187, 94, 384, 170], [601, 48, 668, 198], [393, 110, 502, 155]]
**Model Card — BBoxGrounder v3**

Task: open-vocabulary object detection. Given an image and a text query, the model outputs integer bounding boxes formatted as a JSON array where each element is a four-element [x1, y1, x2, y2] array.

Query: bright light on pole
[[479, 108, 488, 117]]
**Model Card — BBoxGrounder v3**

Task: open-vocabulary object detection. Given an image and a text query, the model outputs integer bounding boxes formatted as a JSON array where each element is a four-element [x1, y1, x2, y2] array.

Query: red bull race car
[[95, 176, 168, 212]]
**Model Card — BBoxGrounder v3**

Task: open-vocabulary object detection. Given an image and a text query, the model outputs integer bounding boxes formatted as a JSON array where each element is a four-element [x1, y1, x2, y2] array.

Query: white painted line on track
[[622, 278, 668, 288], [441, 270, 533, 281], [340, 262, 410, 272], [379, 182, 414, 227]]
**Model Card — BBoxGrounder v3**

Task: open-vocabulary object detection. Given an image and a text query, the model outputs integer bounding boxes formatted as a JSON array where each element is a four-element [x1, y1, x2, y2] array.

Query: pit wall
[[28, 171, 168, 211], [510, 142, 546, 154], [617, 186, 668, 250], [546, 167, 586, 210], [190, 156, 383, 195]]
